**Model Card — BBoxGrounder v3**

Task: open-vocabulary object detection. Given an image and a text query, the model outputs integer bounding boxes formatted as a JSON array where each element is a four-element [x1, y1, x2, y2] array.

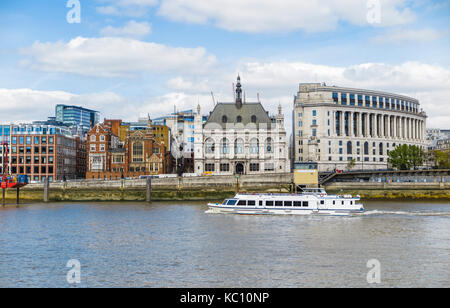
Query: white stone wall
[[293, 84, 428, 172], [194, 108, 290, 175]]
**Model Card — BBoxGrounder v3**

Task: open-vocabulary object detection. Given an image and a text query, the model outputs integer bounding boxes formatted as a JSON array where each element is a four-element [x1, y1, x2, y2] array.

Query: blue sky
[[0, 0, 449, 129]]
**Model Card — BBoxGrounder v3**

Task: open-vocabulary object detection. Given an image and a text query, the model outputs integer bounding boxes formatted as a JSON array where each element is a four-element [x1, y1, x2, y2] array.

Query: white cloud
[[20, 37, 217, 77], [0, 89, 131, 124], [166, 61, 450, 129], [371, 28, 449, 44], [100, 20, 152, 38], [97, 0, 159, 17], [157, 0, 415, 33]]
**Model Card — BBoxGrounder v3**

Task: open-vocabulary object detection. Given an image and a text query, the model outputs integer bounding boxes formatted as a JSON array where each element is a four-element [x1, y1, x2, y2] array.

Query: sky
[[0, 0, 449, 132]]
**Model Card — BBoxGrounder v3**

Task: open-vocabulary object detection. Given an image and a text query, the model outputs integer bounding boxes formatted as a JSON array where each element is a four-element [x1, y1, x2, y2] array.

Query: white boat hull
[[207, 204, 364, 216]]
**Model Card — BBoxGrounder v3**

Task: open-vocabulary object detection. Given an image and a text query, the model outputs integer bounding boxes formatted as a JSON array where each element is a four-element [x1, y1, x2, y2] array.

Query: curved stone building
[[293, 83, 428, 172]]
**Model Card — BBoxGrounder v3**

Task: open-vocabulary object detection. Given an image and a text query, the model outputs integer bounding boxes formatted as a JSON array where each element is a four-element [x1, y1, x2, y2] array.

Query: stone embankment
[[1, 173, 449, 203]]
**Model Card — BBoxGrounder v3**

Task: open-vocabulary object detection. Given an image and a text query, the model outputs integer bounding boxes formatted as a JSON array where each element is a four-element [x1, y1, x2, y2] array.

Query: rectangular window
[[237, 200, 247, 206], [220, 164, 230, 172], [266, 201, 274, 206], [332, 92, 338, 103], [250, 163, 260, 172], [294, 201, 302, 207], [341, 93, 347, 105], [284, 201, 293, 207], [302, 201, 309, 207], [275, 201, 283, 207], [205, 163, 215, 172], [312, 110, 317, 117]]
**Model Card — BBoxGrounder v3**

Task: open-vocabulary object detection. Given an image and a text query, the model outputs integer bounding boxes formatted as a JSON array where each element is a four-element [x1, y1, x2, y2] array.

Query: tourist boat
[[206, 188, 364, 216]]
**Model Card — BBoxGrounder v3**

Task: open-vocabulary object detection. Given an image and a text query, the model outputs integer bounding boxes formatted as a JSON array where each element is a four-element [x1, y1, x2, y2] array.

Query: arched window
[[221, 138, 229, 154], [265, 138, 273, 153], [250, 138, 259, 154], [347, 141, 352, 155], [205, 138, 215, 154], [222, 116, 228, 123], [237, 116, 242, 123], [251, 115, 257, 123], [364, 142, 369, 155], [234, 138, 244, 154]]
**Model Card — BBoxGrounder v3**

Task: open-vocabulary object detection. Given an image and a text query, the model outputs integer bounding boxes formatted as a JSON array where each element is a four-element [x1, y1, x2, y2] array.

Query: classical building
[[194, 76, 290, 175], [292, 83, 428, 172], [86, 119, 170, 180]]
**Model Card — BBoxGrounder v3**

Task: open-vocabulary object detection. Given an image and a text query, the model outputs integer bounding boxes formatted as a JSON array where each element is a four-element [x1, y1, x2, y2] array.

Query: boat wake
[[354, 210, 450, 217]]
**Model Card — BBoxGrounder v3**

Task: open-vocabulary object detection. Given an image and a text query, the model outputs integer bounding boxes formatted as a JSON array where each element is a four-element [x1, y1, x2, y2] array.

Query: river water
[[0, 201, 449, 288]]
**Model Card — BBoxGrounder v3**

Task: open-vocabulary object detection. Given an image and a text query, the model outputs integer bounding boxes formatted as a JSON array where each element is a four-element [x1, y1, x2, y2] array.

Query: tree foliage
[[432, 150, 450, 169], [388, 144, 425, 170]]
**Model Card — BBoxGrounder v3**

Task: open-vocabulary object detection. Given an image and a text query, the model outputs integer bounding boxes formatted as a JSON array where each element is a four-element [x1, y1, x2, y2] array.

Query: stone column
[[349, 111, 354, 137], [364, 113, 370, 137], [387, 116, 391, 138], [393, 116, 397, 139], [374, 114, 378, 138]]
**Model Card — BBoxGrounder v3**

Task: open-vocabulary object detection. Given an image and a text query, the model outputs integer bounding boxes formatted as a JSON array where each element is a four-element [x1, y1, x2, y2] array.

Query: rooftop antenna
[[257, 93, 260, 103], [232, 83, 236, 102], [211, 91, 216, 106]]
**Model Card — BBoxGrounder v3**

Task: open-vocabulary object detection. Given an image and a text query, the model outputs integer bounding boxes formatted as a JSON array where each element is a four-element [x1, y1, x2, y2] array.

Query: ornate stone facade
[[194, 77, 290, 176]]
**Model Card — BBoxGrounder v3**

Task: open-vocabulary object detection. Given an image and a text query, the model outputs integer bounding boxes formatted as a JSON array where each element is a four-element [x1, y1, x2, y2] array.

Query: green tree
[[347, 158, 356, 170], [433, 150, 450, 169], [388, 144, 425, 170]]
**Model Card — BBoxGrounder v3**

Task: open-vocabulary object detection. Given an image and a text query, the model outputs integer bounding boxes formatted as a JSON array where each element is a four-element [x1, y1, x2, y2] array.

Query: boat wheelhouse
[[207, 188, 364, 216]]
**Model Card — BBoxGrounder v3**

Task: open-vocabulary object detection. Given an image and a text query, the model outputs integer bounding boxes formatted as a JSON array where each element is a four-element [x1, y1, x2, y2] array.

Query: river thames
[[0, 201, 449, 288]]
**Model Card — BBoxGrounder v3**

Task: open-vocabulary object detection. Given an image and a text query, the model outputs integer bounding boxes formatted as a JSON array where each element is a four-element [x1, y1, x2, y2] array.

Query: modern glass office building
[[55, 105, 100, 131]]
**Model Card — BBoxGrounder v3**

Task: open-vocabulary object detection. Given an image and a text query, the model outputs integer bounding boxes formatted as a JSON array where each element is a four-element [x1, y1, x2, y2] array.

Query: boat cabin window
[[333, 201, 336, 205], [248, 200, 256, 206], [275, 201, 283, 207], [266, 201, 274, 206], [284, 201, 293, 207], [259, 201, 263, 206], [350, 201, 353, 205], [341, 201, 344, 205], [303, 201, 309, 207], [294, 201, 302, 207], [320, 200, 325, 205], [237, 200, 247, 206], [227, 199, 238, 206]]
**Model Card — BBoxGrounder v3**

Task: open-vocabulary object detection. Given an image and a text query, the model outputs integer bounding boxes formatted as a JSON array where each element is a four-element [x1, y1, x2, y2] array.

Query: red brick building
[[86, 119, 170, 180]]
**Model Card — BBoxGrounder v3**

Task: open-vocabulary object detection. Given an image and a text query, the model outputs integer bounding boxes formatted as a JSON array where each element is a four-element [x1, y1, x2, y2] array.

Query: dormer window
[[237, 116, 242, 123], [251, 115, 257, 123], [222, 116, 228, 123]]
